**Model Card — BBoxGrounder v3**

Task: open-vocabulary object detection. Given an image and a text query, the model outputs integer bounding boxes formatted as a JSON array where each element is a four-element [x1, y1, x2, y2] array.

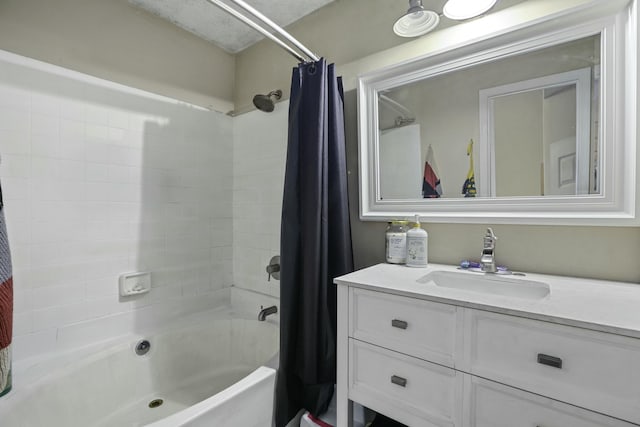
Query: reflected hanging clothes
[[422, 144, 443, 198], [275, 59, 354, 427], [462, 139, 477, 197]]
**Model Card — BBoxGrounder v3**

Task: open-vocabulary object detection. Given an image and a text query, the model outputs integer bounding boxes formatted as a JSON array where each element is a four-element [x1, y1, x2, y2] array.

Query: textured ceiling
[[129, 0, 336, 53]]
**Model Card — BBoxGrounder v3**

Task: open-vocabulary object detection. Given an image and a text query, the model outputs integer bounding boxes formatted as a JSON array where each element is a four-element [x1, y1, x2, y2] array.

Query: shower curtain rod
[[205, 0, 320, 63], [379, 94, 414, 120]]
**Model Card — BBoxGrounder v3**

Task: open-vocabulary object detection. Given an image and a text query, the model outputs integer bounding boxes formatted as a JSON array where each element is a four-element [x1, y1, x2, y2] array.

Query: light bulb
[[443, 0, 498, 21]]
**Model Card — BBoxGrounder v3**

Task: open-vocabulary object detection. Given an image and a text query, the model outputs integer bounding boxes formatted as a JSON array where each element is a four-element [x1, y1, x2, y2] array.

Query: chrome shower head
[[253, 89, 282, 112]]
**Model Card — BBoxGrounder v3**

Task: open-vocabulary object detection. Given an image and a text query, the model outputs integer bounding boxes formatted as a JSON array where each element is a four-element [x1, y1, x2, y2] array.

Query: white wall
[[0, 0, 235, 112], [0, 51, 234, 362], [232, 103, 288, 298]]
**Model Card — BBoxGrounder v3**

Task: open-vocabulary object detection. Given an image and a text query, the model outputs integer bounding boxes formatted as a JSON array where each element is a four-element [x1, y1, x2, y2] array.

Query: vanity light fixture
[[394, 0, 498, 38], [393, 0, 440, 38], [442, 0, 498, 21]]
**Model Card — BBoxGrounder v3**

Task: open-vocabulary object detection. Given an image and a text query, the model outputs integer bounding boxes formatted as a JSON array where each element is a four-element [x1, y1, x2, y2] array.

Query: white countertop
[[334, 263, 640, 339]]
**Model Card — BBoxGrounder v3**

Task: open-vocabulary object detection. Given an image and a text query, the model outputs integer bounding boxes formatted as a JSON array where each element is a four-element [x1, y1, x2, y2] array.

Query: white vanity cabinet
[[464, 376, 636, 427], [350, 289, 460, 367], [465, 310, 640, 423], [350, 340, 463, 427], [348, 290, 464, 427], [335, 264, 640, 427]]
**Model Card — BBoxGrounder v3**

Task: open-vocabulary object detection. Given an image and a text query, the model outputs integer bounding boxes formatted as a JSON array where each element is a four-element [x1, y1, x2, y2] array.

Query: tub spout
[[258, 305, 278, 321]]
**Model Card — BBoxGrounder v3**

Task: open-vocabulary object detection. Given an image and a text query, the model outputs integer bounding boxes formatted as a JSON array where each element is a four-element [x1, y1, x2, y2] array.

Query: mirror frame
[[357, 1, 638, 225]]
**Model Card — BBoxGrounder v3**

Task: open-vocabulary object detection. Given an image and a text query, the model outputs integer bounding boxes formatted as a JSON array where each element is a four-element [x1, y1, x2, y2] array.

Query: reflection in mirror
[[377, 34, 600, 200], [481, 66, 596, 197]]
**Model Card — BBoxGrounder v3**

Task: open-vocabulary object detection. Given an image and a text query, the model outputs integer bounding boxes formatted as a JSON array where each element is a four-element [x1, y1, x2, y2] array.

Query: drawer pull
[[391, 319, 408, 329], [537, 353, 563, 369], [391, 375, 407, 387]]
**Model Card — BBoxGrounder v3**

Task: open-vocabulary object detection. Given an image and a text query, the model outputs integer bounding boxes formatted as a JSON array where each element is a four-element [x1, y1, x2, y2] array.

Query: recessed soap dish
[[119, 272, 151, 297]]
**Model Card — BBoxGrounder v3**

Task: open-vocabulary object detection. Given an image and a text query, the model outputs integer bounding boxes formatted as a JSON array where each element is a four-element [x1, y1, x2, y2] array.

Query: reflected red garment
[[422, 161, 442, 198], [0, 277, 11, 349]]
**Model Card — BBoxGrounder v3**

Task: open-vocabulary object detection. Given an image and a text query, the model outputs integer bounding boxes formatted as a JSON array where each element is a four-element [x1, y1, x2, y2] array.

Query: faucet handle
[[485, 227, 497, 240], [266, 255, 280, 282], [483, 228, 497, 248], [266, 264, 280, 281]]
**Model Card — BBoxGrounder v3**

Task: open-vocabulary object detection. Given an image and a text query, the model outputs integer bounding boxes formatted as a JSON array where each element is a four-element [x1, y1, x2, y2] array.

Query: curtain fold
[[275, 59, 354, 427], [0, 183, 13, 398]]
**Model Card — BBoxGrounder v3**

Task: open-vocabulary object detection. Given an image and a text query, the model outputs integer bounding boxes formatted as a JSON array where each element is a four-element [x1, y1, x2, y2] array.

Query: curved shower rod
[[379, 94, 414, 120], [205, 0, 320, 63], [379, 94, 416, 130]]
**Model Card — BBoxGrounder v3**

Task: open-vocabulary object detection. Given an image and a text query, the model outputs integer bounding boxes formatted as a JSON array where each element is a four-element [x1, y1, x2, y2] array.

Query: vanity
[[335, 264, 640, 426], [338, 0, 640, 423]]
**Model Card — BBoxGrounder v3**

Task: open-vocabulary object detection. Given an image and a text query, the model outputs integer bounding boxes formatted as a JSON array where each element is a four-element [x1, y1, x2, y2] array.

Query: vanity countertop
[[334, 263, 640, 339]]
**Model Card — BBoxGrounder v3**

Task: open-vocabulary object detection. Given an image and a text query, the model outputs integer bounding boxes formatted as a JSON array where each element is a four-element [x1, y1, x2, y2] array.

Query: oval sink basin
[[417, 270, 550, 300]]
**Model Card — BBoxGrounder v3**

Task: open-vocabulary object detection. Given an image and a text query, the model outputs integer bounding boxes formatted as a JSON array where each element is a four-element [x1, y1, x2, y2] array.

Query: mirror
[[358, 2, 638, 225], [378, 35, 600, 200]]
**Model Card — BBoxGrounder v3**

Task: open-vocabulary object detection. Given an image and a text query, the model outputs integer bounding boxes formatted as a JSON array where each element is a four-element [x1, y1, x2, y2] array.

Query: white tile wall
[[0, 50, 234, 362], [232, 103, 288, 298]]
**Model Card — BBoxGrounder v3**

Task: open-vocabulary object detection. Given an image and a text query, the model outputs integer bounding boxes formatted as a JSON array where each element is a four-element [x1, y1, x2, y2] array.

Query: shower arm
[[379, 94, 415, 121], [205, 0, 320, 63]]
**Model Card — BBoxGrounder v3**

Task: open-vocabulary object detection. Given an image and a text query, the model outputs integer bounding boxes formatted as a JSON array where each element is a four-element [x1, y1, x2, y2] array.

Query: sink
[[417, 270, 550, 300]]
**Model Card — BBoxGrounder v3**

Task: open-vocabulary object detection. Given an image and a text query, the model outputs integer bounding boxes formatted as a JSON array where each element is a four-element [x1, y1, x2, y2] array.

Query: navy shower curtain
[[275, 59, 354, 426]]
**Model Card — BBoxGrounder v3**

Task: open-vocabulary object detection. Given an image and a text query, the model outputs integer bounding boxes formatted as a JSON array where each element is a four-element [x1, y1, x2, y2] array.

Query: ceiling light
[[443, 0, 498, 21], [393, 0, 440, 38]]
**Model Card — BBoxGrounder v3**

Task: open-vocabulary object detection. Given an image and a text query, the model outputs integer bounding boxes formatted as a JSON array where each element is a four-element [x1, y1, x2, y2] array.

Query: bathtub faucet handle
[[266, 256, 280, 282]]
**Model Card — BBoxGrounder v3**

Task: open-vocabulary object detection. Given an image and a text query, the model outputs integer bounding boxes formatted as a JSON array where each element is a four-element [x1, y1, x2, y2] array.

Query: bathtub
[[0, 309, 279, 427]]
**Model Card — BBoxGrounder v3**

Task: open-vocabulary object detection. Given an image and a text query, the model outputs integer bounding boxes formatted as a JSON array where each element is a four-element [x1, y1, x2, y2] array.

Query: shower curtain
[[275, 59, 354, 426], [0, 183, 12, 398]]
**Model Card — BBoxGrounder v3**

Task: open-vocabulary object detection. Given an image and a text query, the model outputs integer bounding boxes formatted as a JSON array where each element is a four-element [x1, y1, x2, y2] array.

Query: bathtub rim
[[145, 365, 277, 427], [1, 305, 278, 405]]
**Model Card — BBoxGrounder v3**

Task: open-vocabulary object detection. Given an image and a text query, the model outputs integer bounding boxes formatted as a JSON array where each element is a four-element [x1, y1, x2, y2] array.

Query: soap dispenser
[[406, 214, 428, 267]]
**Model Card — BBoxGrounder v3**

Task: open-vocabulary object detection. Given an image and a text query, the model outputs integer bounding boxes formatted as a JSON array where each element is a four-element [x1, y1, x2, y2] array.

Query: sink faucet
[[480, 228, 498, 273], [258, 305, 278, 321]]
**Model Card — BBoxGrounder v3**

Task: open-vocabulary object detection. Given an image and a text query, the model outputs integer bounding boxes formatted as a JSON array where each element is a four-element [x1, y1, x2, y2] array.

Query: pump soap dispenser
[[406, 214, 428, 268]]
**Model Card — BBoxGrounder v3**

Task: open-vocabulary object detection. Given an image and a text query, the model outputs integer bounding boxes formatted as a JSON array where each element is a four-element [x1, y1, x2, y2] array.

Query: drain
[[148, 399, 163, 409], [135, 340, 151, 356]]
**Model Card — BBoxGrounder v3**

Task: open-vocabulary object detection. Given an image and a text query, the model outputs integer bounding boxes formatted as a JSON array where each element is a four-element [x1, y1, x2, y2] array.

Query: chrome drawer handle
[[537, 353, 562, 369], [391, 319, 408, 329], [391, 375, 407, 387]]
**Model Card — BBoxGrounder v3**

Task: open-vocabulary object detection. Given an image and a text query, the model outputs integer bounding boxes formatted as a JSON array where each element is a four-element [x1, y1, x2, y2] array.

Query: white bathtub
[[0, 310, 279, 427]]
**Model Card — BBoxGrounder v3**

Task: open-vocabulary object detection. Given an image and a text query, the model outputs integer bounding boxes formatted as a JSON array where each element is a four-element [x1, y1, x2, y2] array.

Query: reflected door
[[379, 124, 423, 199], [546, 137, 577, 195]]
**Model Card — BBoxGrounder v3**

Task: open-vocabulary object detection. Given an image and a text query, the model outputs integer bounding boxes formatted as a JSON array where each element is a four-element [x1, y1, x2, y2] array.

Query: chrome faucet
[[480, 228, 498, 273], [258, 305, 278, 321]]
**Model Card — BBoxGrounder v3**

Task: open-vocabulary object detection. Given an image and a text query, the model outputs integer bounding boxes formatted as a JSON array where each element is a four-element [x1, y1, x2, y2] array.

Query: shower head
[[253, 89, 282, 112]]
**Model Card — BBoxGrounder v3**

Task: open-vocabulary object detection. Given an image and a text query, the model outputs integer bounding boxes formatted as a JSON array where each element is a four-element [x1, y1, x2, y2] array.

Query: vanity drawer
[[465, 309, 640, 424], [464, 375, 636, 427], [350, 339, 463, 427], [350, 287, 459, 366]]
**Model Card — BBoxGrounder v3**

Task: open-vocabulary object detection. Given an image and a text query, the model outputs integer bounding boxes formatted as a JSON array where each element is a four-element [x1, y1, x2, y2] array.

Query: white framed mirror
[[357, 0, 638, 225]]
